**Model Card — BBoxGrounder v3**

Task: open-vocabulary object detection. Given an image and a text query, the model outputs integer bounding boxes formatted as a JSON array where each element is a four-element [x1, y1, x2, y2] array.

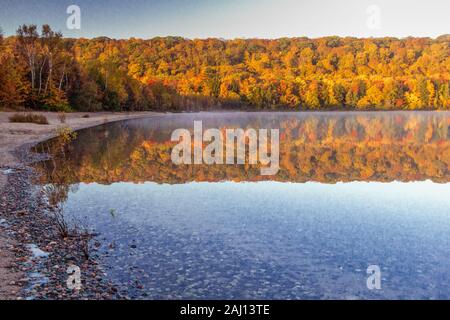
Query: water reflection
[[32, 112, 450, 300], [34, 112, 450, 188]]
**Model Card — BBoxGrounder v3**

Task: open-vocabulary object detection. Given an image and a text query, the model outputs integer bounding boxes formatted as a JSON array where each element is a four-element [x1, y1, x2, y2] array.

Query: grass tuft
[[9, 113, 49, 125]]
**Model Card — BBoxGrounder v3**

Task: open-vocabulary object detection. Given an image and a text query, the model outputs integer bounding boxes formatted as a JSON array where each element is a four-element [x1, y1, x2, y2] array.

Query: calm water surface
[[33, 112, 450, 299]]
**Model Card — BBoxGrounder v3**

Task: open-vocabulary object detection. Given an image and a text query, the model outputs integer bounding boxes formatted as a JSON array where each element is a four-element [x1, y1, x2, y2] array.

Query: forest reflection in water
[[31, 112, 450, 299], [34, 111, 450, 191]]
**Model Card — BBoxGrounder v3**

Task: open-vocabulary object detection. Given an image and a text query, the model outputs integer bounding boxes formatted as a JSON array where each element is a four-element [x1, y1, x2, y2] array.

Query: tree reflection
[[33, 113, 449, 190]]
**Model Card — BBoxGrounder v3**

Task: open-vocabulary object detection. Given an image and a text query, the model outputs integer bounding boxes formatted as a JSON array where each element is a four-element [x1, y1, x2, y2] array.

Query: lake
[[33, 112, 450, 299]]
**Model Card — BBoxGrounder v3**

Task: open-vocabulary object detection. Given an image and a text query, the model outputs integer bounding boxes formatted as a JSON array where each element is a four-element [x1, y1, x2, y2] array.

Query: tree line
[[1, 24, 449, 111]]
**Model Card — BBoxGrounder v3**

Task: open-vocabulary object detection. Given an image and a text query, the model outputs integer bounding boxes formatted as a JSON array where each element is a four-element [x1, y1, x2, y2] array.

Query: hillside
[[1, 25, 449, 111]]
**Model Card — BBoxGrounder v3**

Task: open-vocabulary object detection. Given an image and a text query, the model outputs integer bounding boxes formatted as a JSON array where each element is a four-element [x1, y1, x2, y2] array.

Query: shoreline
[[0, 111, 164, 168], [0, 111, 163, 300]]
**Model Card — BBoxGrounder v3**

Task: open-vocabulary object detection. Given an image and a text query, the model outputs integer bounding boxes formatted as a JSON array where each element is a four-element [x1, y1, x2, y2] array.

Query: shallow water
[[33, 112, 450, 299]]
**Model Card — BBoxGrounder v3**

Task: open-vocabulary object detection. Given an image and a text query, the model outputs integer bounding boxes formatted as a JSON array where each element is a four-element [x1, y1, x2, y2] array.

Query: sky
[[0, 0, 449, 39]]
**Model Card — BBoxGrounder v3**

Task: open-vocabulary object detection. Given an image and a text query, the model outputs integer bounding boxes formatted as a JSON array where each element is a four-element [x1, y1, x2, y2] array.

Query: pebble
[[0, 166, 124, 300]]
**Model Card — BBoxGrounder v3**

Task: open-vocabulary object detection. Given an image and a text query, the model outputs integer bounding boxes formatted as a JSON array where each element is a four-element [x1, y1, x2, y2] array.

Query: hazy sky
[[0, 0, 448, 39]]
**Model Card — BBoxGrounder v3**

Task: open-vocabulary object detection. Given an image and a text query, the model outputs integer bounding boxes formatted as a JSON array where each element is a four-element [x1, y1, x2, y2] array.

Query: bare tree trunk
[[47, 54, 53, 94], [39, 56, 47, 95], [59, 62, 66, 91], [44, 54, 53, 94]]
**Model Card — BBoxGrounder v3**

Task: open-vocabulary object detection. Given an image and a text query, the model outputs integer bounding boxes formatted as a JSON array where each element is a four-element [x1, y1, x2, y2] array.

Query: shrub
[[41, 100, 72, 113], [56, 126, 77, 144], [9, 113, 49, 125]]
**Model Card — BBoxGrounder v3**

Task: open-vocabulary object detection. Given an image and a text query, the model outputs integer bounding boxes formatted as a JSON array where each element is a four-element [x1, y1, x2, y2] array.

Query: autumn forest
[[0, 24, 449, 111]]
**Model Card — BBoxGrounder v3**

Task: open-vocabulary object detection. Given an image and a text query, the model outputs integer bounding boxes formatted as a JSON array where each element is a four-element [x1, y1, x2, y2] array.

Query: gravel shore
[[0, 111, 162, 300]]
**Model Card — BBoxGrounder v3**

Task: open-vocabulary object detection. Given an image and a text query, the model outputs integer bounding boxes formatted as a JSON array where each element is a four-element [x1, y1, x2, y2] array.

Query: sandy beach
[[0, 111, 161, 300]]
